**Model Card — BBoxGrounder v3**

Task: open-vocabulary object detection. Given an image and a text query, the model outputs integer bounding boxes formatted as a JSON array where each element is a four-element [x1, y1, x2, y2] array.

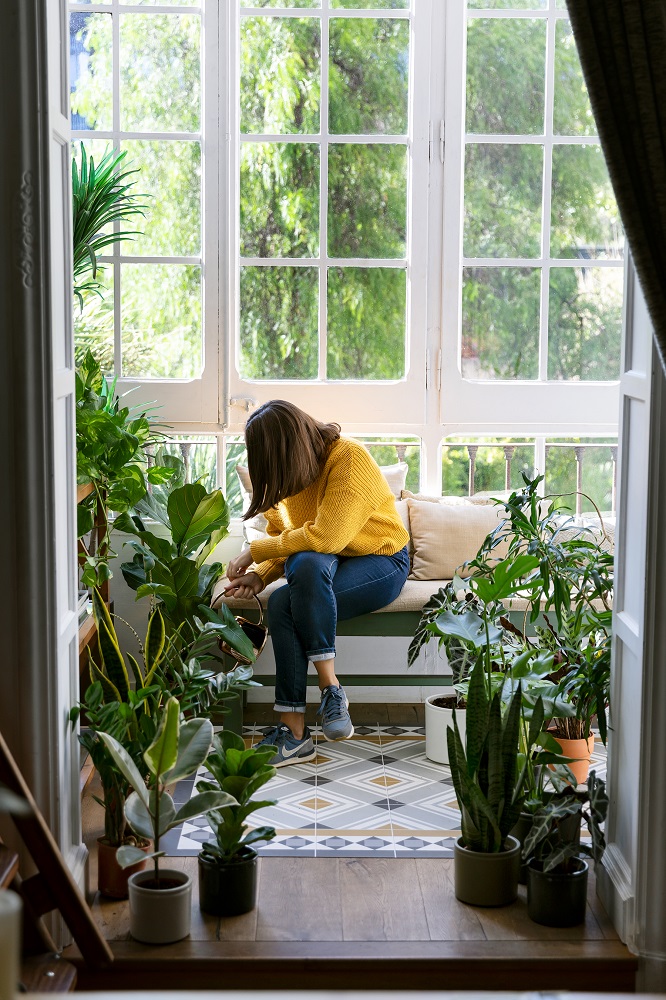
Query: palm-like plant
[[72, 144, 147, 309]]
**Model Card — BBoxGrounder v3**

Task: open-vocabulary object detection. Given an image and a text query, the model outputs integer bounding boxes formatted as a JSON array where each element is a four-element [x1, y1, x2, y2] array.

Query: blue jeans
[[267, 547, 410, 713]]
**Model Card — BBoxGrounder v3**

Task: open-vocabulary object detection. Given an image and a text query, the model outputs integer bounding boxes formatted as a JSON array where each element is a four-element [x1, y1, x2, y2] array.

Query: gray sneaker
[[255, 724, 315, 768], [317, 685, 354, 741]]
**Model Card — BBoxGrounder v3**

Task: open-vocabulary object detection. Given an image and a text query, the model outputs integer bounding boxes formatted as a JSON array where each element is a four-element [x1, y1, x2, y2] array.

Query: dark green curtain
[[566, 1, 666, 372]]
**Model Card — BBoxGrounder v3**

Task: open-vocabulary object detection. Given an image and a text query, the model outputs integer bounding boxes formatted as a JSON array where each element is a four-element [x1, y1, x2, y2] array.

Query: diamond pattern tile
[[165, 724, 607, 858]]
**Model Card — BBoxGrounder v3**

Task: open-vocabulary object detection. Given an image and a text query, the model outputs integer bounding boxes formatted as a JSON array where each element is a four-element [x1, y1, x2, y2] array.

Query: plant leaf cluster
[[197, 731, 277, 864], [522, 770, 608, 873]]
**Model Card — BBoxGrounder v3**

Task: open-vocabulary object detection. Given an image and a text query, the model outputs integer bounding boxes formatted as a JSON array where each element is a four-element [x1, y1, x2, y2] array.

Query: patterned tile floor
[[162, 725, 607, 860]]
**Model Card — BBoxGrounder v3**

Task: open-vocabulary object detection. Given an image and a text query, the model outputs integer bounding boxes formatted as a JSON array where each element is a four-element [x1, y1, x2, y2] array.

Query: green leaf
[[433, 610, 502, 649], [167, 484, 230, 556], [98, 732, 149, 806], [174, 790, 238, 826], [77, 504, 94, 538], [124, 791, 155, 841], [97, 618, 130, 702], [164, 717, 213, 783], [144, 697, 180, 780], [116, 844, 155, 869], [144, 607, 166, 683]]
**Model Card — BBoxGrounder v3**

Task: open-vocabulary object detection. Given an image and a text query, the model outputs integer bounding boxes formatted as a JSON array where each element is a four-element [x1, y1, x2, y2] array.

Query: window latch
[[439, 120, 445, 164], [230, 396, 258, 412]]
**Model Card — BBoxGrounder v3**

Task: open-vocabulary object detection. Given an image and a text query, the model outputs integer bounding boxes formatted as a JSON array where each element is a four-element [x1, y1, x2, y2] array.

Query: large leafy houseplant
[[116, 481, 236, 636], [76, 349, 176, 588], [72, 144, 146, 310], [99, 698, 236, 882]]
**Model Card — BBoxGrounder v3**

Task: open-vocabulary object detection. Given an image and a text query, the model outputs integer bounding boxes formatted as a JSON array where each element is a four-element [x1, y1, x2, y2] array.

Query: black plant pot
[[198, 849, 258, 916], [527, 857, 589, 927]]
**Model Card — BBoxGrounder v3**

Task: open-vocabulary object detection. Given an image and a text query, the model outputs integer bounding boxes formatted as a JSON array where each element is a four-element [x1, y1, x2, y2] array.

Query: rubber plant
[[99, 698, 237, 884]]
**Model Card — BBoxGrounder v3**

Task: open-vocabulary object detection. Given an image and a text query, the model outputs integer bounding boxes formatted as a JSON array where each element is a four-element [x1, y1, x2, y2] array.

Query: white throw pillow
[[407, 499, 510, 580], [401, 489, 472, 506]]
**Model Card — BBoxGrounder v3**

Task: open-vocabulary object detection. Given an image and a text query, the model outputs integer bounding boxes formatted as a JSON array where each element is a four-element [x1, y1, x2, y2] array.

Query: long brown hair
[[243, 400, 340, 518]]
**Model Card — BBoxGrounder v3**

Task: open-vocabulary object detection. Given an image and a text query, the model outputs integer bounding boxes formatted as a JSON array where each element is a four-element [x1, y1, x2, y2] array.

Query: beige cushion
[[378, 461, 409, 498], [468, 489, 514, 505], [407, 498, 509, 580]]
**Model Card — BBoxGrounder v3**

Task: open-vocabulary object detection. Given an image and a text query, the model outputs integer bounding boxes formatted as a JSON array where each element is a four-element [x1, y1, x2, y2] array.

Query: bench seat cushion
[[211, 577, 453, 615]]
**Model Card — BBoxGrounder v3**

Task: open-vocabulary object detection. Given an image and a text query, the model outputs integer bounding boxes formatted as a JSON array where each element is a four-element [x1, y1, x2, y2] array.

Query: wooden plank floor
[[67, 705, 638, 992]]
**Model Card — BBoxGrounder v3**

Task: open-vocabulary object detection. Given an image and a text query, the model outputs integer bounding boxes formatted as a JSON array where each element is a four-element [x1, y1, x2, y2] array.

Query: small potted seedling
[[196, 731, 277, 916], [99, 697, 237, 944]]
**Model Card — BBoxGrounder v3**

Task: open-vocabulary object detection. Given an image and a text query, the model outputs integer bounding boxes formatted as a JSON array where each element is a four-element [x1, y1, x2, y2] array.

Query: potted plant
[[99, 698, 236, 944], [447, 656, 525, 907], [116, 481, 234, 638], [196, 731, 277, 916], [71, 589, 258, 898], [522, 770, 608, 927]]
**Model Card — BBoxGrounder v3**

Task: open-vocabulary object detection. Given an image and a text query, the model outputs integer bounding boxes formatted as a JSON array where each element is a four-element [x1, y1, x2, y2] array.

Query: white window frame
[[69, 0, 219, 424], [440, 0, 622, 436], [224, 0, 433, 431]]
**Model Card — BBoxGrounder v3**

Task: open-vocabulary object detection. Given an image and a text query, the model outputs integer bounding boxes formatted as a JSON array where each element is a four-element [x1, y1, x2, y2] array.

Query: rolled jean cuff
[[274, 702, 307, 713], [308, 649, 336, 663]]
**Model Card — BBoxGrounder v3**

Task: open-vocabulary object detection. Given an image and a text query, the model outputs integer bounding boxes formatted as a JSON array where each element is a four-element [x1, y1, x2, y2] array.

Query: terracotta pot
[[97, 837, 150, 899], [453, 835, 521, 907], [552, 734, 595, 784], [425, 695, 466, 765], [128, 869, 192, 944]]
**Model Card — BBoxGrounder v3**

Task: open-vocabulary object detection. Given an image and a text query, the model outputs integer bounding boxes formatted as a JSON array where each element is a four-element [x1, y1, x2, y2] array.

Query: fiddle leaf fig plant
[[99, 698, 237, 884], [116, 482, 239, 637]]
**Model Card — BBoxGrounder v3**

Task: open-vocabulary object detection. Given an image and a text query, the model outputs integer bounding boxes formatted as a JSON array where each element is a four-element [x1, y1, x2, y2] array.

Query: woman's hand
[[224, 571, 265, 601], [227, 547, 254, 579]]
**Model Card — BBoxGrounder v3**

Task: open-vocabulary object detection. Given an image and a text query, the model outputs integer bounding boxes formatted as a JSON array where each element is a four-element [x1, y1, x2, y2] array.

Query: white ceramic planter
[[128, 868, 192, 944], [425, 695, 466, 765]]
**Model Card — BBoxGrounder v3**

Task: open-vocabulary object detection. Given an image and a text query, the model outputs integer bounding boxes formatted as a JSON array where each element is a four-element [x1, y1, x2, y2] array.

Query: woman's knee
[[285, 550, 337, 586]]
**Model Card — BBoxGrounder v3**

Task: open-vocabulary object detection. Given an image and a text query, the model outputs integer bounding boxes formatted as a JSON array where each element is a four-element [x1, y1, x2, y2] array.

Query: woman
[[225, 400, 410, 767]]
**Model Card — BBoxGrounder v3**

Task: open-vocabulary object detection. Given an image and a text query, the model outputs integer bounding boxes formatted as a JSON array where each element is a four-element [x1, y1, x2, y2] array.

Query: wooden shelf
[[77, 482, 95, 504]]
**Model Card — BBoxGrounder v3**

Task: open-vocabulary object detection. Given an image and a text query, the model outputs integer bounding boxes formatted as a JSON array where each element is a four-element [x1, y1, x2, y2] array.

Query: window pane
[[546, 441, 616, 513], [327, 267, 406, 379], [550, 145, 622, 260], [331, 0, 409, 8], [70, 12, 112, 131], [240, 18, 320, 135], [328, 145, 407, 258], [240, 143, 319, 258], [121, 140, 201, 256], [442, 439, 536, 495], [120, 14, 201, 132], [466, 19, 546, 134], [464, 144, 543, 258], [462, 267, 540, 380], [155, 437, 217, 491], [224, 438, 248, 518], [548, 267, 623, 381], [241, 0, 318, 6], [121, 264, 202, 378], [359, 437, 420, 492], [126, 0, 200, 5], [553, 20, 596, 136], [329, 18, 409, 135], [239, 267, 318, 379], [74, 271, 114, 374], [467, 0, 545, 7]]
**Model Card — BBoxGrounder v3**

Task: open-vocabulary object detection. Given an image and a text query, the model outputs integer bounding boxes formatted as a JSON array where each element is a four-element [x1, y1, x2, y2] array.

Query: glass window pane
[[241, 0, 318, 6], [329, 18, 409, 134], [74, 270, 114, 374], [442, 439, 536, 495], [467, 1, 546, 7], [328, 145, 407, 258], [464, 144, 543, 257], [545, 440, 616, 513], [358, 437, 420, 492], [550, 145, 622, 260], [120, 14, 201, 133], [466, 19, 546, 134], [156, 437, 217, 491], [462, 267, 540, 380], [327, 267, 406, 379], [332, 0, 409, 7], [239, 267, 319, 379], [224, 437, 248, 518], [70, 12, 113, 131], [548, 267, 623, 381], [121, 263, 202, 378], [121, 140, 201, 256], [125, 0, 200, 5], [240, 18, 320, 135], [240, 143, 319, 258], [553, 20, 596, 136]]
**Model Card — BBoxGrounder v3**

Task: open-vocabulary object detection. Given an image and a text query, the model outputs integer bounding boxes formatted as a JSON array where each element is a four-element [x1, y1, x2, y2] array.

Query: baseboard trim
[[637, 952, 666, 992], [598, 842, 635, 946]]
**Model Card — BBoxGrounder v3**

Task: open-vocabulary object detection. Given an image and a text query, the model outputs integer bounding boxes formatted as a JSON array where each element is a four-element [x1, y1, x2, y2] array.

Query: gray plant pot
[[127, 868, 192, 944], [453, 835, 521, 907]]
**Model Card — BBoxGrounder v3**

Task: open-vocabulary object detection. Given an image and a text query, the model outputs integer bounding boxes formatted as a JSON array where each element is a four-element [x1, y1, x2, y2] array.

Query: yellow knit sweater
[[249, 437, 410, 584]]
